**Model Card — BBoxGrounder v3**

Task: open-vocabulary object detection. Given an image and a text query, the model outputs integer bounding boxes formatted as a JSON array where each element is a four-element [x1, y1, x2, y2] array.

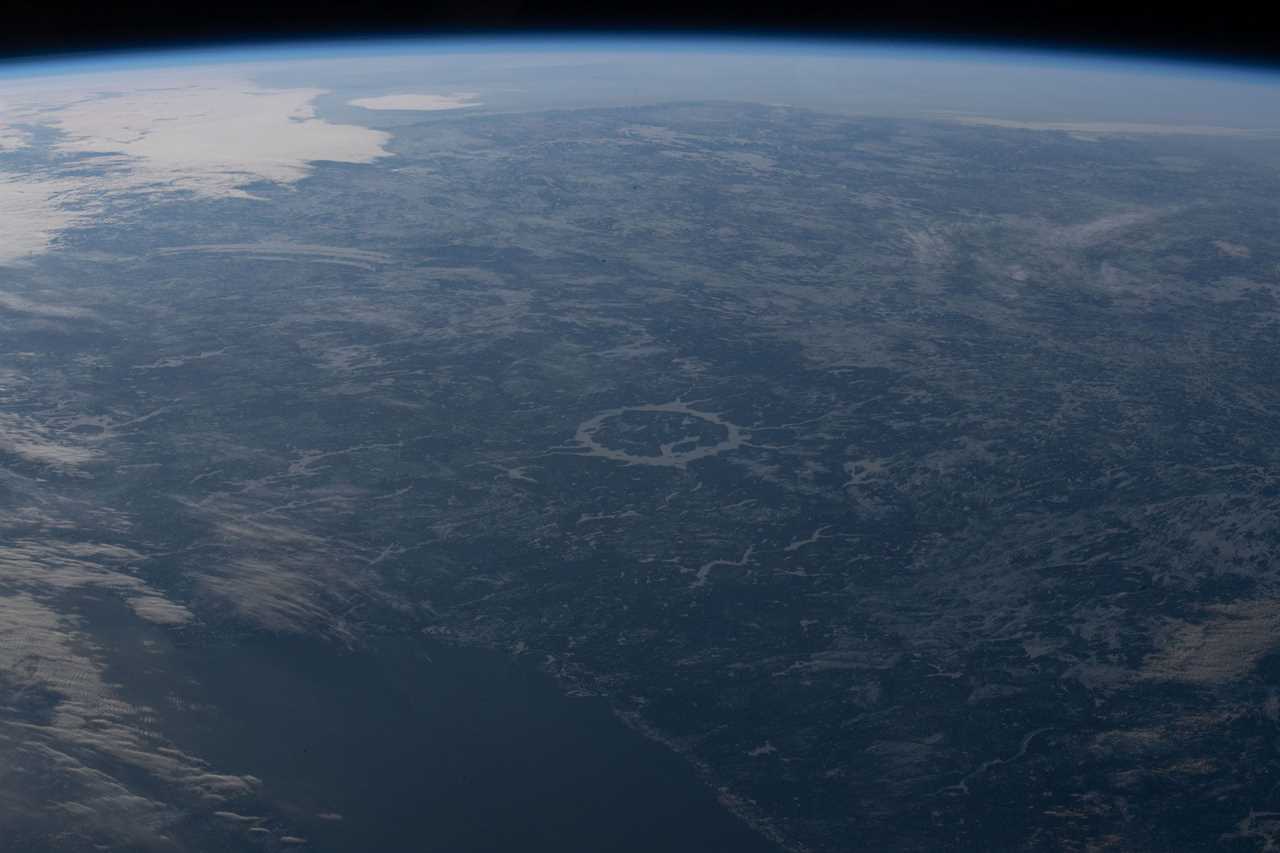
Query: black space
[[1, 0, 1278, 70]]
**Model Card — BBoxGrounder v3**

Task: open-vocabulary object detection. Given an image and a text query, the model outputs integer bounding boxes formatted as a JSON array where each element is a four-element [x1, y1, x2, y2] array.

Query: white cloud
[[350, 92, 481, 111], [0, 71, 392, 264], [127, 595, 195, 626], [0, 412, 100, 468]]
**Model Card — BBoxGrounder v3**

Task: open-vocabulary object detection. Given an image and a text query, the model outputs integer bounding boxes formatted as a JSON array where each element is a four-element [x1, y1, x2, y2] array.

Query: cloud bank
[[0, 71, 391, 264]]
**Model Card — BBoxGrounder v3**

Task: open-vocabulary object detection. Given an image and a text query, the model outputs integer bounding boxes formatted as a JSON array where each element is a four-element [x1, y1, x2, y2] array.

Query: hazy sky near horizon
[[240, 45, 1280, 128], [3, 40, 1278, 127], [1, 42, 1277, 265]]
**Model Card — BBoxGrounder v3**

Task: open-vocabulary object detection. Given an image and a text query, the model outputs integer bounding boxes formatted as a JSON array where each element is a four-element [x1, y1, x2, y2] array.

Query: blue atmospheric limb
[[2, 33, 1280, 83], [2, 37, 1276, 137]]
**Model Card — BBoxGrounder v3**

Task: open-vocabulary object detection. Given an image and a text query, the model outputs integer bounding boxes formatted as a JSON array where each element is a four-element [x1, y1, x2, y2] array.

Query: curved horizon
[[1, 32, 1279, 83]]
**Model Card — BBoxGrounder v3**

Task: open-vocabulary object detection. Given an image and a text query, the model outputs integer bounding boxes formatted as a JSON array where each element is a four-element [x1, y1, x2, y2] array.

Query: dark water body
[[88, 599, 776, 853]]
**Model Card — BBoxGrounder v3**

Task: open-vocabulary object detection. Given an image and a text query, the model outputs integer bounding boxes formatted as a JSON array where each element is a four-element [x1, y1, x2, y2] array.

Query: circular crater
[[574, 402, 745, 467]]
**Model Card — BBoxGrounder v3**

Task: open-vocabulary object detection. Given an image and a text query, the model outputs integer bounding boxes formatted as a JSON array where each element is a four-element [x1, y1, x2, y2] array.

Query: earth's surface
[[2, 40, 1280, 852]]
